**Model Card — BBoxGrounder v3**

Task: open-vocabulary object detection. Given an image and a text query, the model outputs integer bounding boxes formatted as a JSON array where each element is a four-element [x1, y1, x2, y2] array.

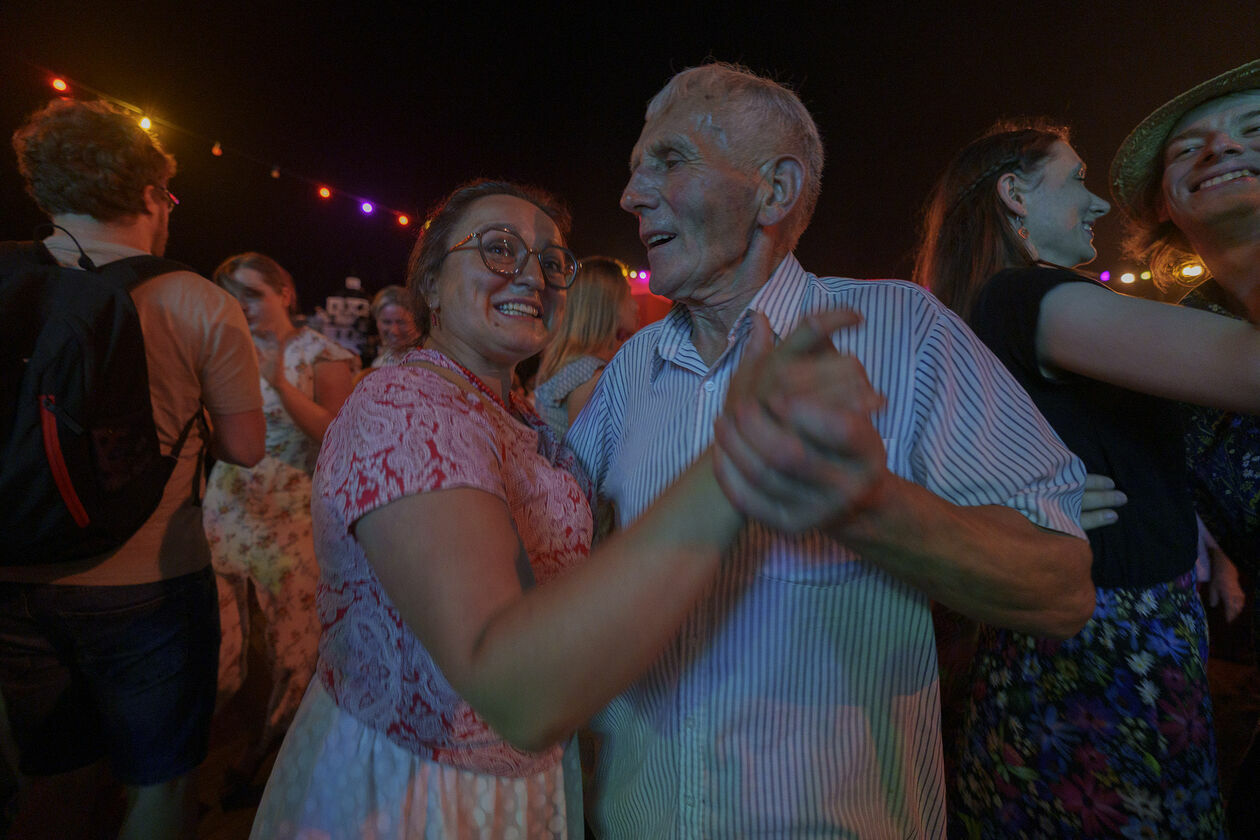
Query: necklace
[[440, 354, 510, 411]]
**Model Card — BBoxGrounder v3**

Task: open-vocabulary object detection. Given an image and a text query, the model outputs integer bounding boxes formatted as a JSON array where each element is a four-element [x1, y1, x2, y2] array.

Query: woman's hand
[[253, 329, 294, 387], [713, 310, 888, 533], [1080, 473, 1127, 530]]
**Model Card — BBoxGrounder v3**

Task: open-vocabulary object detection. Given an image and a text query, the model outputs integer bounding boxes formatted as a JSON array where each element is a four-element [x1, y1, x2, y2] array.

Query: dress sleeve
[[319, 367, 508, 528], [311, 329, 362, 374], [968, 267, 1096, 383]]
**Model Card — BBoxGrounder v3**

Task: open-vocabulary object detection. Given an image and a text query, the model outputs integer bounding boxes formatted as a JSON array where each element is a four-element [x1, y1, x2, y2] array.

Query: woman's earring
[[429, 307, 441, 329], [1016, 216, 1030, 240]]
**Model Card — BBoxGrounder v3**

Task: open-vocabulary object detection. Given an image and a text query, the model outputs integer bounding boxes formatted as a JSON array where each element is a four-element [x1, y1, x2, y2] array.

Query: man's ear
[[141, 183, 164, 216], [996, 172, 1028, 216], [757, 155, 804, 229]]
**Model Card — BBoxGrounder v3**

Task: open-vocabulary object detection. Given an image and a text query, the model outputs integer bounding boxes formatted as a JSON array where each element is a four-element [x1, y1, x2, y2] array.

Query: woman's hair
[[12, 99, 177, 222], [404, 179, 572, 341], [213, 251, 298, 315], [913, 119, 1070, 320], [1122, 206, 1207, 293], [537, 256, 632, 381], [371, 284, 410, 320]]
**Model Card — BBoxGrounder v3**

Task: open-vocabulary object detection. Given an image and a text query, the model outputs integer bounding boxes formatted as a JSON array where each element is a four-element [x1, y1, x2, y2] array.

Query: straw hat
[[1109, 59, 1260, 225]]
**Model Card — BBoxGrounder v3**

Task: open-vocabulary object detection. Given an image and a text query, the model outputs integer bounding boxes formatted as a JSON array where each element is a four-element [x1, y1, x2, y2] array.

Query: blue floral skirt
[[950, 570, 1225, 839]]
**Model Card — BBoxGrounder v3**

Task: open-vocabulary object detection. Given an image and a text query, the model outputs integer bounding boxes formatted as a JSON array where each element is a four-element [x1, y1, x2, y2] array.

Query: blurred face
[[1160, 90, 1260, 240], [428, 194, 566, 380], [231, 267, 292, 335], [615, 293, 639, 345], [1019, 141, 1110, 268], [620, 96, 765, 304], [376, 303, 418, 352]]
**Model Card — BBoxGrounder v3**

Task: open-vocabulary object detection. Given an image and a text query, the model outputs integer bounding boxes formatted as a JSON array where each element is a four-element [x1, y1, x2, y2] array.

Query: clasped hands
[[714, 309, 890, 533]]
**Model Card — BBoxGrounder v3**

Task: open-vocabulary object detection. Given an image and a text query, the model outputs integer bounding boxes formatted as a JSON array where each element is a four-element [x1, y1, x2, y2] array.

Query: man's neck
[[1195, 237, 1260, 324], [48, 214, 153, 255], [685, 243, 788, 367]]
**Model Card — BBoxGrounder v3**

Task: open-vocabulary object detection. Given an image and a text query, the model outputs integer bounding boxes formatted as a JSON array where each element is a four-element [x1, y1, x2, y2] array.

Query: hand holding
[[713, 310, 890, 533]]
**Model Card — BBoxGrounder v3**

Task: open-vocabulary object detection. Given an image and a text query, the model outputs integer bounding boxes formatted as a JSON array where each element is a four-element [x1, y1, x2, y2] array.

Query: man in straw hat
[[1111, 58, 1260, 835]]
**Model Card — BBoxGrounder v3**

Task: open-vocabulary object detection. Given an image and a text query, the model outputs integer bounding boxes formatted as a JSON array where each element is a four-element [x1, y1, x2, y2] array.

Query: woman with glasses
[[250, 179, 841, 838], [533, 256, 638, 438], [914, 122, 1260, 839]]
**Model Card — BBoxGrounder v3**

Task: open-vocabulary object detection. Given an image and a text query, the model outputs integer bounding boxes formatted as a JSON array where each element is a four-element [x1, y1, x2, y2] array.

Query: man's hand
[[713, 310, 888, 532], [1080, 473, 1127, 530]]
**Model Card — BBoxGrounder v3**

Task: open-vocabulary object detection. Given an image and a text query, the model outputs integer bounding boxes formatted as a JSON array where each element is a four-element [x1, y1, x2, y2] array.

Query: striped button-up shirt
[[565, 254, 1085, 839]]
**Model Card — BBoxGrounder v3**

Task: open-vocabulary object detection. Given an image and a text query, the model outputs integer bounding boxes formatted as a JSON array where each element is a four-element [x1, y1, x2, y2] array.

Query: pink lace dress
[[252, 349, 593, 839]]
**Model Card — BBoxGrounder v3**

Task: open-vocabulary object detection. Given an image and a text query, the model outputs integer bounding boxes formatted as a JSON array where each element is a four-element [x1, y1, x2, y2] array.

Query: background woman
[[914, 121, 1260, 838], [250, 180, 852, 838], [203, 252, 358, 803], [533, 256, 637, 437], [370, 283, 419, 367]]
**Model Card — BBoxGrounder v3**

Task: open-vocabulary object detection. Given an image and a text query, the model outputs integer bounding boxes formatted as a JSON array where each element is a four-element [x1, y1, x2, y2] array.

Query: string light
[[1140, 270, 1152, 280], [1120, 273, 1136, 284], [1099, 271, 1110, 282], [25, 64, 421, 233], [1180, 264, 1204, 278]]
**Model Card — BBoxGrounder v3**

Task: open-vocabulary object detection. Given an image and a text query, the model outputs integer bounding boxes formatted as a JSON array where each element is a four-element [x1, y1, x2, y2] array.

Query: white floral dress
[[203, 327, 359, 747]]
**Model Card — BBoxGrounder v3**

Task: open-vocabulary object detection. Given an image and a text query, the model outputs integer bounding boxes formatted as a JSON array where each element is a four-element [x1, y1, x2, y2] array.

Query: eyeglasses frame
[[444, 228, 578, 290]]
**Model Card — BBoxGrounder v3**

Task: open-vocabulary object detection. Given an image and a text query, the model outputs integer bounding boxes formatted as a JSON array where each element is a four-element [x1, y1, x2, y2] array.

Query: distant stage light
[[397, 215, 410, 226], [318, 186, 332, 199], [1120, 273, 1136, 284], [361, 202, 374, 214], [211, 141, 223, 157], [51, 78, 68, 92], [138, 116, 152, 130]]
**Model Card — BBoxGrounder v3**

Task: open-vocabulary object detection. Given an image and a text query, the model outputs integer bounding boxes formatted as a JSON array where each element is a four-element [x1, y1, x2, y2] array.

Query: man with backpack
[[0, 99, 264, 839]]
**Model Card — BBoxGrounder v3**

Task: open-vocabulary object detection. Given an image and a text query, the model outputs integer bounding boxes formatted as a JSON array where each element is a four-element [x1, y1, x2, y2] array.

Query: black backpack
[[0, 240, 201, 565]]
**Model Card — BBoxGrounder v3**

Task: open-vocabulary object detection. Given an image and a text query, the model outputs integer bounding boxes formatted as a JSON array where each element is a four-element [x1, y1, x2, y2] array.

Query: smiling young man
[[1112, 58, 1260, 837], [565, 62, 1095, 838]]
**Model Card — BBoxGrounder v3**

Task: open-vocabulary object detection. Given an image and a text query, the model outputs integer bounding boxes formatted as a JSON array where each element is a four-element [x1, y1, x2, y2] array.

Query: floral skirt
[[951, 570, 1225, 839]]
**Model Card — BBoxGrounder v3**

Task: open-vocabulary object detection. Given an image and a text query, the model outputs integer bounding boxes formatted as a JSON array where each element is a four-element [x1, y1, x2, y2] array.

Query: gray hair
[[646, 62, 824, 248]]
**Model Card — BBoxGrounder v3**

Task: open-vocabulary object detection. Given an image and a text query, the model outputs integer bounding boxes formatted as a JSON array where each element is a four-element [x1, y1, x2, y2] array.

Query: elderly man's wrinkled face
[[1160, 90, 1260, 236], [620, 98, 765, 305]]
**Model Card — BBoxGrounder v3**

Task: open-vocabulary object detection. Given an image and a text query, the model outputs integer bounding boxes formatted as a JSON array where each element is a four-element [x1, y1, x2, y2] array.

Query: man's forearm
[[830, 475, 1094, 639]]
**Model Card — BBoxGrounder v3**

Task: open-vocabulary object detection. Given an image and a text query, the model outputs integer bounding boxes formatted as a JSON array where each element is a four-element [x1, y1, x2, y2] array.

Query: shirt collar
[[648, 253, 809, 381]]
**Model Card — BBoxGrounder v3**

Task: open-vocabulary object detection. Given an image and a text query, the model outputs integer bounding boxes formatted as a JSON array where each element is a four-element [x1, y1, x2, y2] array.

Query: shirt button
[[702, 380, 717, 393]]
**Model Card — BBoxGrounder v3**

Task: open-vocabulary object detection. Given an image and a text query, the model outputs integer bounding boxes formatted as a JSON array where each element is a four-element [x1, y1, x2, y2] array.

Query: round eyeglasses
[[445, 229, 578, 289]]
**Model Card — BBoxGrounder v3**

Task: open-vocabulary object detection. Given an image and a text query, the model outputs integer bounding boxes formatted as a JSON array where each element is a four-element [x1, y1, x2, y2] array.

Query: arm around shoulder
[[1037, 281, 1260, 413]]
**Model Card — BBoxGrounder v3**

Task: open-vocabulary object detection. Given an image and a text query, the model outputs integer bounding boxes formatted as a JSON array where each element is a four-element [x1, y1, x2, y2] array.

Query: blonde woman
[[533, 256, 637, 437]]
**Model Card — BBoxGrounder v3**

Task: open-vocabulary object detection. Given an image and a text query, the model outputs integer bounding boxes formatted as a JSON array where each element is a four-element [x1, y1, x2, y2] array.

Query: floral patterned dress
[[203, 327, 358, 749], [952, 268, 1225, 839]]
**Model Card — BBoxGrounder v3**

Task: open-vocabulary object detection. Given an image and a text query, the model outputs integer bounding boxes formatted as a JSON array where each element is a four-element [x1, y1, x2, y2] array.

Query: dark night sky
[[2, 2, 1257, 307]]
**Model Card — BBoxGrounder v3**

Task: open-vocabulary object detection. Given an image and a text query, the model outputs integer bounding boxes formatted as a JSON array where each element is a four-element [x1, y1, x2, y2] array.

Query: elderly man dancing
[[566, 62, 1095, 838]]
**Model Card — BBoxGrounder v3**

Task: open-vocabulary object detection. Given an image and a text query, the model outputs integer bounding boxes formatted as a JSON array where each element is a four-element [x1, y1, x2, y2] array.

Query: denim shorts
[[0, 566, 219, 785]]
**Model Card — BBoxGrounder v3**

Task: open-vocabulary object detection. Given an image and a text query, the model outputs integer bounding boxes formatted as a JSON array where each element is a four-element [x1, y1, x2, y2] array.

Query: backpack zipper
[[39, 395, 90, 527]]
